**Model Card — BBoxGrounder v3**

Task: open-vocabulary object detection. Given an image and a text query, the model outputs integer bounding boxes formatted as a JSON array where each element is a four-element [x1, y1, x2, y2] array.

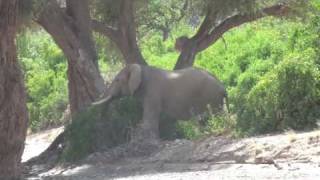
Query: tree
[[0, 0, 29, 179], [92, 0, 147, 65], [91, 0, 188, 63], [36, 0, 105, 115], [35, 1, 304, 113], [22, 0, 106, 164], [35, 0, 310, 116], [174, 1, 292, 69], [137, 0, 189, 41], [91, 0, 309, 70]]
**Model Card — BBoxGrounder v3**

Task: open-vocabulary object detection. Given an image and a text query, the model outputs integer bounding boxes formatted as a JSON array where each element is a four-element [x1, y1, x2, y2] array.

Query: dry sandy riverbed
[[23, 127, 320, 179]]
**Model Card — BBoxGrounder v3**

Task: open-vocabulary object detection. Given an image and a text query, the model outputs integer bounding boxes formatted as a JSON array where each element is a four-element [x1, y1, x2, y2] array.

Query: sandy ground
[[23, 127, 320, 180], [22, 127, 64, 162]]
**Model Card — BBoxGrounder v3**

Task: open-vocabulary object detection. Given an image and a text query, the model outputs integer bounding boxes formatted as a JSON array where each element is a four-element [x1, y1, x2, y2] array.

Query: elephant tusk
[[92, 95, 112, 106]]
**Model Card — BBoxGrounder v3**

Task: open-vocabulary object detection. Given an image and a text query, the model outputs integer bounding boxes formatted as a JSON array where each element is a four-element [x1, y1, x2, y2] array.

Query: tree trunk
[[118, 37, 146, 65], [37, 0, 105, 115], [174, 42, 197, 70], [174, 3, 291, 70], [117, 0, 146, 64], [118, 0, 146, 65], [0, 0, 29, 179], [91, 0, 147, 65]]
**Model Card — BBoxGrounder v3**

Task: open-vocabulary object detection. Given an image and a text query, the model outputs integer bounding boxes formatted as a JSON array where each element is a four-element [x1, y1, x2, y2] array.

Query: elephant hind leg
[[131, 97, 161, 143], [128, 99, 162, 156], [131, 123, 159, 142]]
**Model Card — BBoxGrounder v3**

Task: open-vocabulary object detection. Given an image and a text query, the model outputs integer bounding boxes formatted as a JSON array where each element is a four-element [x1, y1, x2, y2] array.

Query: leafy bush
[[18, 30, 68, 131], [140, 16, 320, 137], [62, 97, 223, 161], [62, 97, 142, 162], [236, 50, 320, 135], [175, 121, 202, 140], [202, 113, 237, 137]]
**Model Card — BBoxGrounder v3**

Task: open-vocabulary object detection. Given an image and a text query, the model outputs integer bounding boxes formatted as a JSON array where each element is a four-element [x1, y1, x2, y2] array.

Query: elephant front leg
[[131, 98, 161, 144]]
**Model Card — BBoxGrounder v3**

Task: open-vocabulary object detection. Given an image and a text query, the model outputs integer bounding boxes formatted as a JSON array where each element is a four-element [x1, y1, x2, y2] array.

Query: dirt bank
[[24, 128, 320, 179]]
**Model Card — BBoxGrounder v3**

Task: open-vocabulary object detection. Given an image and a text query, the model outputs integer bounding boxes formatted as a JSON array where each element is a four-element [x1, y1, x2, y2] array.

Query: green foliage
[[159, 115, 202, 140], [63, 96, 218, 161], [19, 0, 320, 144], [18, 30, 68, 131], [62, 96, 209, 161], [202, 113, 237, 136], [62, 97, 142, 162], [237, 51, 320, 135], [142, 33, 179, 70], [175, 121, 202, 140], [94, 33, 125, 81], [62, 107, 100, 162], [137, 0, 189, 37], [228, 18, 320, 135], [91, 5, 318, 168], [143, 13, 320, 136]]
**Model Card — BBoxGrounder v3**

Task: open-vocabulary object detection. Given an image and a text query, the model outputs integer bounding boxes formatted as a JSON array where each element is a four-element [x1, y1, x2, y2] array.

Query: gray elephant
[[93, 64, 228, 142]]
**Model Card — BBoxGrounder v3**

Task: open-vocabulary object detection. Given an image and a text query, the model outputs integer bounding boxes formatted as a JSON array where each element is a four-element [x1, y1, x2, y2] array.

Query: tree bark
[[92, 0, 146, 65], [0, 0, 29, 179], [174, 4, 290, 69], [174, 41, 198, 69], [118, 0, 146, 64], [37, 0, 105, 115]]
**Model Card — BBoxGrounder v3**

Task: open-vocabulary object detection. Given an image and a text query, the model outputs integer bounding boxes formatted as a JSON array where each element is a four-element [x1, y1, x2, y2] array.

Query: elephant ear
[[128, 64, 142, 95]]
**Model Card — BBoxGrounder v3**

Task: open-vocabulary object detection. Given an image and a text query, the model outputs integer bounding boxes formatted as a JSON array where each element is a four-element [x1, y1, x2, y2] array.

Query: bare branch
[[91, 19, 120, 44], [191, 10, 216, 41], [197, 3, 290, 52]]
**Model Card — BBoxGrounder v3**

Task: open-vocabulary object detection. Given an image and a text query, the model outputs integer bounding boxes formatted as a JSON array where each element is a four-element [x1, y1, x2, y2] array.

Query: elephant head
[[92, 64, 142, 105]]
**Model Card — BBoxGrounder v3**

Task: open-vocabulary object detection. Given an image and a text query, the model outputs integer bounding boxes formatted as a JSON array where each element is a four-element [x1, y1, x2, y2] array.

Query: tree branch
[[36, 0, 80, 62], [197, 3, 290, 52], [91, 19, 120, 44], [191, 10, 214, 41]]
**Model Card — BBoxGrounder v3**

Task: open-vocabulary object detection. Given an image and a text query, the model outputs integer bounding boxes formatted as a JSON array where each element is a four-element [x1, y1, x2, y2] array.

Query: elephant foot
[[128, 128, 161, 156], [127, 139, 161, 156], [131, 125, 160, 141]]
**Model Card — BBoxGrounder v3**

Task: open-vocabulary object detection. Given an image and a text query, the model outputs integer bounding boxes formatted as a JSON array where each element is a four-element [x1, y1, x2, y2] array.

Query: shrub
[[203, 112, 237, 136], [18, 31, 68, 131], [175, 120, 202, 140], [236, 50, 320, 135], [62, 97, 223, 161], [62, 97, 142, 162]]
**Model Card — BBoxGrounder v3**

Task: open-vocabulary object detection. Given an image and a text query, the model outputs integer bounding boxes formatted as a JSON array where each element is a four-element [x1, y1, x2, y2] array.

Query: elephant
[[93, 64, 228, 142]]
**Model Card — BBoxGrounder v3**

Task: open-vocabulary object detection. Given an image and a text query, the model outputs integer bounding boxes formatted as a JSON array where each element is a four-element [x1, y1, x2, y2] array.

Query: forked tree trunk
[[92, 0, 147, 65], [118, 37, 146, 65], [174, 43, 197, 70], [174, 4, 290, 70], [0, 0, 29, 179], [118, 0, 146, 65], [38, 0, 105, 115]]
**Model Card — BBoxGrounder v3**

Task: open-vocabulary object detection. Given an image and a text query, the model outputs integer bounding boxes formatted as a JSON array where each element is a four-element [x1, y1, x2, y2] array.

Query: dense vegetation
[[143, 15, 320, 136], [18, 31, 68, 131], [20, 14, 320, 134], [18, 3, 320, 160]]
